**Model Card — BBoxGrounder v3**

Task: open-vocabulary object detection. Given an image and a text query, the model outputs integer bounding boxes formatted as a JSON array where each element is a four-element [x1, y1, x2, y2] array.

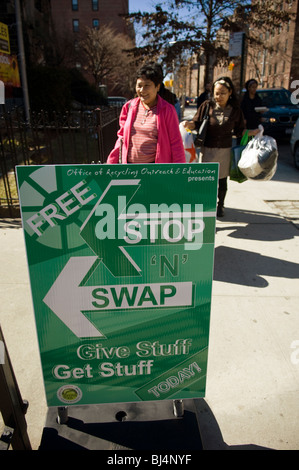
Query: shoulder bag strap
[[119, 101, 132, 163], [203, 101, 210, 120]]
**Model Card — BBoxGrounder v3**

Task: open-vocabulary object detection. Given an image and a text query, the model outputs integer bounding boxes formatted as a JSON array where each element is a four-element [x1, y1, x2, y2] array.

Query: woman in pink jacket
[[106, 63, 186, 164]]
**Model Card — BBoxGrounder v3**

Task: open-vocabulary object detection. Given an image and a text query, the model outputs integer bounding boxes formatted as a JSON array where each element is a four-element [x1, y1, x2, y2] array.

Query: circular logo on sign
[[19, 167, 92, 250], [57, 385, 83, 404]]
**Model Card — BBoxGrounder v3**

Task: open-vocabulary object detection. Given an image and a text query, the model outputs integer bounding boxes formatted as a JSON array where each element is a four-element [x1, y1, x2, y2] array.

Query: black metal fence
[[0, 106, 120, 217]]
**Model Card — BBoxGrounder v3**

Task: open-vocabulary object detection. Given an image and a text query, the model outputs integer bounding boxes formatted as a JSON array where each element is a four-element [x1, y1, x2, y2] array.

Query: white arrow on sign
[[43, 256, 194, 338], [43, 256, 104, 338]]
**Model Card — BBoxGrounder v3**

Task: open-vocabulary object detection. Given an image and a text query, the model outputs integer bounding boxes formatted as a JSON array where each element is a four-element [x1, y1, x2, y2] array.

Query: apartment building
[[51, 0, 129, 41], [1, 0, 132, 92], [245, 0, 299, 89], [214, 0, 299, 92]]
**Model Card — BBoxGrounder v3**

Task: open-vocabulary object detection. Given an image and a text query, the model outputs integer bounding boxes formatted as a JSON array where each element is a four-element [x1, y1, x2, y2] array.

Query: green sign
[[16, 163, 218, 407]]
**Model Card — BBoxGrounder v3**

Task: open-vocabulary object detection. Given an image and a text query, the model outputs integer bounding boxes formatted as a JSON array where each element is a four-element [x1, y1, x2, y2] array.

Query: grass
[[0, 170, 19, 203]]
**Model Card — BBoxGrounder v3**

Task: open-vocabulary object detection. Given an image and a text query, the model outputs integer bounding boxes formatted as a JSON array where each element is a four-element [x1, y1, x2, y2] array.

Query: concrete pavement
[[0, 144, 298, 450], [199, 144, 299, 449]]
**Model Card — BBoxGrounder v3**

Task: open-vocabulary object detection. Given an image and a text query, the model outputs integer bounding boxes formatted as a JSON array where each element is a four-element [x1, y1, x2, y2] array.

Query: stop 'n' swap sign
[[17, 163, 218, 406]]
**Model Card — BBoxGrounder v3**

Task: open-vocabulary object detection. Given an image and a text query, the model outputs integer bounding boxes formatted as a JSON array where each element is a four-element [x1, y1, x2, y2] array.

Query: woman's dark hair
[[212, 76, 239, 107], [136, 62, 163, 87], [245, 78, 258, 91]]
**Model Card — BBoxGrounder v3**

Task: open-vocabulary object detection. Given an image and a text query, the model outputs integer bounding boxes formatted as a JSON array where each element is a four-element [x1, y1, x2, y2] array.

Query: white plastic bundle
[[179, 123, 198, 163], [238, 125, 278, 180]]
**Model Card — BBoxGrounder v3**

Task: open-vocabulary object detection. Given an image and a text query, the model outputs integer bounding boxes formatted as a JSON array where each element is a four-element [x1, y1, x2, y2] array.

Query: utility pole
[[239, 33, 246, 92], [15, 0, 30, 123]]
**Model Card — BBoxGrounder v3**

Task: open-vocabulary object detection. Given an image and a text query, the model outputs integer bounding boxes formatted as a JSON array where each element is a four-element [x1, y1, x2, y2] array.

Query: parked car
[[185, 96, 196, 106], [290, 117, 299, 169], [107, 96, 127, 107], [256, 88, 299, 139]]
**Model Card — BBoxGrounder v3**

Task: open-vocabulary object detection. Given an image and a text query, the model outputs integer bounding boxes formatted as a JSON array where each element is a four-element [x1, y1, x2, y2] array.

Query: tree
[[126, 0, 293, 86], [172, 0, 242, 83], [126, 1, 239, 84], [79, 25, 137, 96]]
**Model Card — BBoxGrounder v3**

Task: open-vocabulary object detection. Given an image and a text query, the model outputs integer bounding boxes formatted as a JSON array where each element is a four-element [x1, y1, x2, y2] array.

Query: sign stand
[[39, 399, 203, 450], [56, 398, 184, 425], [0, 326, 31, 450], [57, 406, 69, 425]]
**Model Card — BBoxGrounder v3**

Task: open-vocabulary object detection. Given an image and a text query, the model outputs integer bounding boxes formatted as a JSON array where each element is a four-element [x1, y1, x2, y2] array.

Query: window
[[73, 19, 79, 32], [92, 0, 99, 11], [72, 0, 78, 11], [92, 19, 99, 29]]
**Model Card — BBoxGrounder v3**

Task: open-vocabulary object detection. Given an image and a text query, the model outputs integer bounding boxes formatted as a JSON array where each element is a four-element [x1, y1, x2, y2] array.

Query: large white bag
[[179, 123, 198, 162], [238, 125, 278, 180]]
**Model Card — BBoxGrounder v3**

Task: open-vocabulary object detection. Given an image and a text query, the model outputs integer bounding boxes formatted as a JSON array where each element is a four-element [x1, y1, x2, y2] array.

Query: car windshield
[[107, 97, 127, 106], [257, 90, 292, 107]]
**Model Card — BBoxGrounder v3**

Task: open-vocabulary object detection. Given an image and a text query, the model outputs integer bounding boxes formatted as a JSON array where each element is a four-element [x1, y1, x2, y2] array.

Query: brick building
[[213, 0, 299, 93], [1, 0, 133, 97], [48, 0, 133, 88], [50, 0, 129, 42], [245, 0, 299, 89]]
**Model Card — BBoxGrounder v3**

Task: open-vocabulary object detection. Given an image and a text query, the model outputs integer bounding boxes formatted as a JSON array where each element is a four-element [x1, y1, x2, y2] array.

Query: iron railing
[[0, 106, 120, 217]]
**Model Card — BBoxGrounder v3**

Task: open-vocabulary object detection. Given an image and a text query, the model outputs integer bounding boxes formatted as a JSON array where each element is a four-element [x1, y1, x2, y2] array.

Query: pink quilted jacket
[[106, 96, 186, 164]]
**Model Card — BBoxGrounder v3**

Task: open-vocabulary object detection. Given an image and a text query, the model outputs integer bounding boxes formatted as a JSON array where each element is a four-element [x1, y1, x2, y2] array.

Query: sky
[[129, 0, 156, 14], [128, 0, 192, 42], [128, 0, 191, 20]]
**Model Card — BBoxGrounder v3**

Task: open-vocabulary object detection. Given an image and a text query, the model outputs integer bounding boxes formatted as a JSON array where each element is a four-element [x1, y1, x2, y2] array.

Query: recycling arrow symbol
[[43, 179, 200, 338], [43, 180, 143, 338]]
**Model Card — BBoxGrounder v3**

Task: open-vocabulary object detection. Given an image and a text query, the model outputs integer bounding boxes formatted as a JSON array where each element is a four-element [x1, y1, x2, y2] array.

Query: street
[[183, 104, 197, 122]]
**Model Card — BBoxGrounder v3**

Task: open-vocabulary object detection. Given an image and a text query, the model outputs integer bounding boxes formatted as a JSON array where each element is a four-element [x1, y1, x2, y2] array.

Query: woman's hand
[[243, 128, 260, 137], [182, 120, 196, 130], [248, 128, 260, 137]]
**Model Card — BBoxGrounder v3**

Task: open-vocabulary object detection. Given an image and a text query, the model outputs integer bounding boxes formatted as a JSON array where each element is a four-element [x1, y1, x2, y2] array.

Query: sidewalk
[[200, 153, 299, 449], [0, 152, 298, 450]]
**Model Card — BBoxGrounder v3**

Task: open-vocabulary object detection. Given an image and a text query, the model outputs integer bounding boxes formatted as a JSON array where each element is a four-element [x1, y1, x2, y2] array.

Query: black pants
[[218, 177, 227, 206]]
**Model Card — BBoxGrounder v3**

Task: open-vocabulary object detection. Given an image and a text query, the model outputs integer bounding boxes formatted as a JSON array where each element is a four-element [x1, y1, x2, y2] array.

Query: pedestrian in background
[[241, 79, 263, 130], [107, 62, 185, 164], [196, 83, 212, 108], [184, 76, 259, 217]]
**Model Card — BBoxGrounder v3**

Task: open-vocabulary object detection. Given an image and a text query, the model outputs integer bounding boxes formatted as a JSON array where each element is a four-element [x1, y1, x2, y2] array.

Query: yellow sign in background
[[0, 54, 21, 87], [0, 22, 10, 55]]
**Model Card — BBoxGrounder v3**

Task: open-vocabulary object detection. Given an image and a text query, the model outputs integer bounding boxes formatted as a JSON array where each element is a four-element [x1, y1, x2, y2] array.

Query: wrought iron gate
[[0, 107, 120, 217]]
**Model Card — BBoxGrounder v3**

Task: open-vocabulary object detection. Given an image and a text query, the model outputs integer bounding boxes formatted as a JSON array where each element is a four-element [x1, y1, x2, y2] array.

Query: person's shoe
[[217, 205, 224, 217]]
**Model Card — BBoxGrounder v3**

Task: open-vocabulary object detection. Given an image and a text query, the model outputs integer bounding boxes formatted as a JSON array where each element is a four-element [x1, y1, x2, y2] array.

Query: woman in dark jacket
[[241, 78, 263, 130], [184, 76, 258, 217]]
